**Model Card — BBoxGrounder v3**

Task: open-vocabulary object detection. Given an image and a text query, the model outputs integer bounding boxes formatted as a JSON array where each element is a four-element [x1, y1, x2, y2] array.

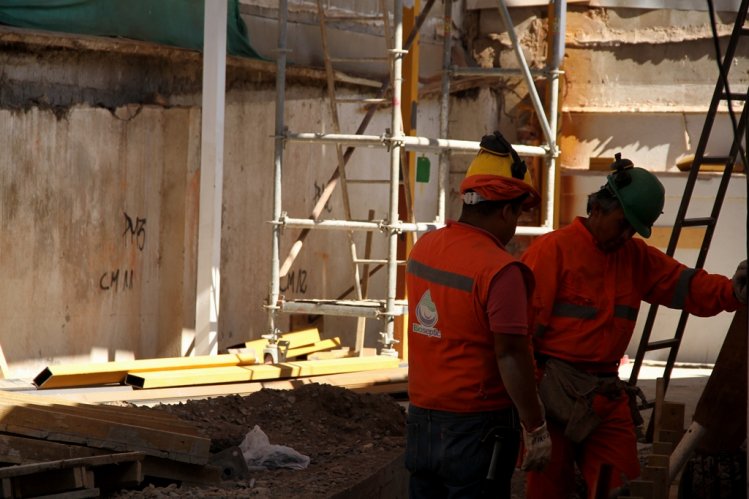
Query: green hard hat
[[606, 166, 665, 238]]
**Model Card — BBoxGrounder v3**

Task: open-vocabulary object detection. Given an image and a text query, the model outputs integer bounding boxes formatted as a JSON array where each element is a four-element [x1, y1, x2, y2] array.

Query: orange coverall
[[521, 217, 739, 498]]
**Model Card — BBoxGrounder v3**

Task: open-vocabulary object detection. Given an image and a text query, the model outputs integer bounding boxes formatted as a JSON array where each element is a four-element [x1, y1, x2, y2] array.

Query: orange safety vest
[[521, 217, 739, 372], [406, 221, 535, 413]]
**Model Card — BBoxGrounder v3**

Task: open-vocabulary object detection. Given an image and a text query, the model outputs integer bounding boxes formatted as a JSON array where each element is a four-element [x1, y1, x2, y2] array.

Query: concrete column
[[194, 0, 227, 356]]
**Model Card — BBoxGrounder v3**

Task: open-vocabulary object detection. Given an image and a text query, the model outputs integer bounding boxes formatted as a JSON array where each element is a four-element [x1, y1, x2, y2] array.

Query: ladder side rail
[[664, 4, 747, 259], [629, 3, 749, 385]]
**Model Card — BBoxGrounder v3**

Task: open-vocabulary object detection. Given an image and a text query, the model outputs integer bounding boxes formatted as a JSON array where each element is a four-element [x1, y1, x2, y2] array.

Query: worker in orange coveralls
[[405, 131, 552, 499], [522, 153, 748, 499]]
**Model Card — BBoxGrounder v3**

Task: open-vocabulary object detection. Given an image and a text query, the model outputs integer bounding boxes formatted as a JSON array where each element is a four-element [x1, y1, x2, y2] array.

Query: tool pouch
[[538, 357, 602, 443]]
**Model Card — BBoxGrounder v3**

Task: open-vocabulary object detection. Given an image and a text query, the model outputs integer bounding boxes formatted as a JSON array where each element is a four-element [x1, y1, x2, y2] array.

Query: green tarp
[[0, 0, 262, 59]]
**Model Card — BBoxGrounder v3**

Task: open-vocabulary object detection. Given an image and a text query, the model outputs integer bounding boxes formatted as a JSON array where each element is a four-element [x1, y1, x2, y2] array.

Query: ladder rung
[[680, 217, 715, 228], [347, 179, 393, 184], [741, 27, 749, 36], [644, 338, 681, 351], [721, 92, 748, 101], [638, 400, 655, 411], [323, 14, 386, 22], [329, 57, 389, 63], [335, 98, 388, 104], [354, 258, 407, 265], [701, 155, 732, 165]]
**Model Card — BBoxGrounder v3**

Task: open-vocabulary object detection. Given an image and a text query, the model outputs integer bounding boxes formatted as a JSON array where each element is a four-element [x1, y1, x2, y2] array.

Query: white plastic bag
[[239, 425, 311, 471]]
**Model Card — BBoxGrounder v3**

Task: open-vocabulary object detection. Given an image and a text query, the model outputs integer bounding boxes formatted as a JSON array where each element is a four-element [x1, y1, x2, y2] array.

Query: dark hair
[[462, 192, 529, 217], [586, 186, 621, 215]]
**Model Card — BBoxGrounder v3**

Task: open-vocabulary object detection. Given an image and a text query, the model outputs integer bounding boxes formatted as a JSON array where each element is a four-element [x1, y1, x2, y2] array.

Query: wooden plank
[[0, 404, 210, 464], [34, 353, 256, 389], [3, 466, 90, 497], [0, 391, 199, 436], [646, 454, 669, 468], [656, 401, 684, 449], [33, 488, 100, 499], [629, 478, 654, 499], [126, 356, 401, 389], [285, 338, 342, 359], [0, 452, 145, 479], [91, 460, 142, 491], [0, 434, 103, 464], [308, 348, 355, 360], [641, 466, 668, 499], [651, 441, 672, 456], [142, 456, 221, 485], [242, 328, 322, 356], [34, 366, 409, 404]]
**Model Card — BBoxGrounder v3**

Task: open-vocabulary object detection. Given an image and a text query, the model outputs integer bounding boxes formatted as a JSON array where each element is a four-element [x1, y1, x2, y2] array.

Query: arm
[[494, 334, 544, 428], [494, 333, 551, 471], [640, 244, 740, 315], [487, 264, 551, 470]]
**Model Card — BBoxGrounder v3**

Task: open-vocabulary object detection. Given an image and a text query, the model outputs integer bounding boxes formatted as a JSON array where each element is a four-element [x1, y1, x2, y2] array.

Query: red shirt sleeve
[[487, 263, 529, 335]]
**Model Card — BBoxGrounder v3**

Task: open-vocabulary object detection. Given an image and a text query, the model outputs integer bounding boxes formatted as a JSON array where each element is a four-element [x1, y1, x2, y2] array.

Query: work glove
[[733, 260, 747, 304], [520, 420, 552, 471]]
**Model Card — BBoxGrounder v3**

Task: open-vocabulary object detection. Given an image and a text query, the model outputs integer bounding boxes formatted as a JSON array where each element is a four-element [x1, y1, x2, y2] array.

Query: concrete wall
[[0, 24, 515, 377], [1, 1, 746, 376]]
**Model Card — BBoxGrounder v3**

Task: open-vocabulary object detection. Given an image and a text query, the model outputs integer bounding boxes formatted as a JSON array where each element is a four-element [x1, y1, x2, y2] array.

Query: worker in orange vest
[[521, 153, 748, 499], [406, 131, 552, 498]]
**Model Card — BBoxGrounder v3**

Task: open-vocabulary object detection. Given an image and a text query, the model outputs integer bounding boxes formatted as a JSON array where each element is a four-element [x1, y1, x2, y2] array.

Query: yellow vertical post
[[396, 0, 420, 362]]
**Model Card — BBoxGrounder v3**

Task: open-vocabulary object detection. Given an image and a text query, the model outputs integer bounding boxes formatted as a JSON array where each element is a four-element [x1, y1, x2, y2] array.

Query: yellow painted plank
[[285, 338, 342, 359], [126, 356, 401, 389], [41, 366, 409, 404], [34, 353, 256, 389], [243, 328, 321, 356]]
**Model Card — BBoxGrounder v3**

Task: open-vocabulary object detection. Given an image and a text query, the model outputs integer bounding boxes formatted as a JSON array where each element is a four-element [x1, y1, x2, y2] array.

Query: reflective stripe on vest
[[552, 302, 598, 319], [614, 304, 638, 321], [671, 268, 696, 309], [406, 259, 474, 293]]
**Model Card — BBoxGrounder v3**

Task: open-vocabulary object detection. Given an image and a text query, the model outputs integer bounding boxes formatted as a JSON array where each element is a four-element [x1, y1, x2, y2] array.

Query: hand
[[520, 420, 552, 471], [732, 260, 747, 304]]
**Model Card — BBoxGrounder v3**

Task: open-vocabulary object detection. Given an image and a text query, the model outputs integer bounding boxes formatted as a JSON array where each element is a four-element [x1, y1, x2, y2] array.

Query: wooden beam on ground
[[285, 338, 342, 359], [142, 456, 221, 485], [29, 366, 409, 404], [0, 390, 199, 436], [308, 347, 355, 360], [34, 353, 256, 389], [0, 452, 144, 498], [0, 404, 210, 464], [125, 356, 401, 389], [0, 434, 104, 464]]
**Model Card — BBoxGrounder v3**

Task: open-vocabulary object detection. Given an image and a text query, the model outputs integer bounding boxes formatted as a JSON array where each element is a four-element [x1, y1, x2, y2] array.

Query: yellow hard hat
[[460, 131, 540, 208]]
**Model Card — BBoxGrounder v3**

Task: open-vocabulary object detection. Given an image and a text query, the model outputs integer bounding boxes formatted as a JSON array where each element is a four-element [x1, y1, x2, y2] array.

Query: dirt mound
[[111, 383, 407, 498]]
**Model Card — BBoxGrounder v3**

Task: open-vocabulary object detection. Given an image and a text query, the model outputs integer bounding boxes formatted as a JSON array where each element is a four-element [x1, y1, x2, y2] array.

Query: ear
[[501, 202, 520, 220]]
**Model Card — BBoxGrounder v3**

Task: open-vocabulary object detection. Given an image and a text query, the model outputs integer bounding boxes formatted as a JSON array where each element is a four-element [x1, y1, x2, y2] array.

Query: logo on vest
[[413, 290, 441, 338]]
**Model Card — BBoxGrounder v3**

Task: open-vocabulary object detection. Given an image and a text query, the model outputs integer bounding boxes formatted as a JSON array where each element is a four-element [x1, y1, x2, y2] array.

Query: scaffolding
[[264, 0, 566, 362]]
